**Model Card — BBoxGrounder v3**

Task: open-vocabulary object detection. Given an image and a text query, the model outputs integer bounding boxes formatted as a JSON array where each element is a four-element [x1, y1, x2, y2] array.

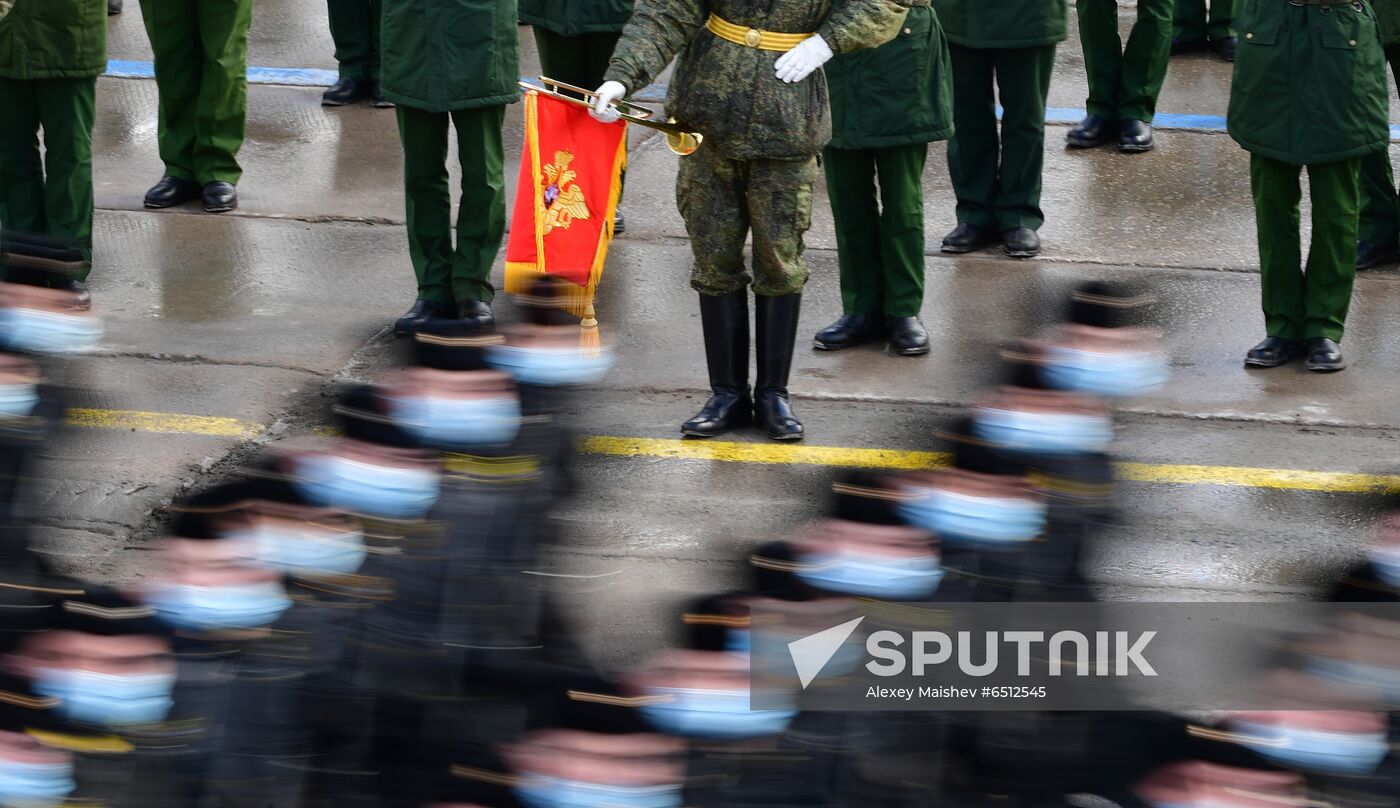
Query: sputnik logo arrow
[[787, 616, 864, 689]]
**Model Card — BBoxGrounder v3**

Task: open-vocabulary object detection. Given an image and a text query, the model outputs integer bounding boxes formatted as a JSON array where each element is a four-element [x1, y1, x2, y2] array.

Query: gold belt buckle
[[744, 28, 763, 47]]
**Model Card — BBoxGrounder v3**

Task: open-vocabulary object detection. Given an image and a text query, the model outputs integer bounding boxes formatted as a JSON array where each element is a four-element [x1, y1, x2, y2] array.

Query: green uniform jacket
[[520, 0, 633, 35], [380, 0, 520, 112], [0, 0, 106, 80], [1228, 0, 1388, 165], [604, 0, 911, 160], [1374, 0, 1400, 44], [827, 1, 953, 148], [930, 0, 1067, 49]]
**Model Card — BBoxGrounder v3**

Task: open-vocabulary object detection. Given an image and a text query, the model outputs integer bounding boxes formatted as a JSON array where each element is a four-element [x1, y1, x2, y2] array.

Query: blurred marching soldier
[[323, 0, 393, 107], [383, 0, 518, 334], [592, 0, 911, 441], [1231, 0, 1388, 373], [933, 0, 1068, 259], [813, 0, 953, 357], [519, 0, 634, 231], [1357, 0, 1400, 270], [0, 0, 105, 287], [138, 0, 252, 213], [1172, 0, 1236, 61], [1068, 0, 1172, 153]]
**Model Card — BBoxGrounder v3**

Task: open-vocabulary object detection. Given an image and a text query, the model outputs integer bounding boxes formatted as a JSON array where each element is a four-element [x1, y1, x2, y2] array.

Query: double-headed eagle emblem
[[540, 150, 591, 235]]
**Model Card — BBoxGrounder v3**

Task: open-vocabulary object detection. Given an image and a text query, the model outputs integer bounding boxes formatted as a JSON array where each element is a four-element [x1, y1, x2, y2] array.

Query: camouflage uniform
[[604, 0, 909, 295]]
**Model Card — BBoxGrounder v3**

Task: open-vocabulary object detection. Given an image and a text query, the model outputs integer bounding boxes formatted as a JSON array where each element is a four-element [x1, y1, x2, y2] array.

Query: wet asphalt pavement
[[44, 1, 1400, 666]]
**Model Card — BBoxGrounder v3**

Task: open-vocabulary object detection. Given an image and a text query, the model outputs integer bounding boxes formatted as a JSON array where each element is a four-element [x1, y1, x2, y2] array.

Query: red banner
[[505, 91, 627, 319]]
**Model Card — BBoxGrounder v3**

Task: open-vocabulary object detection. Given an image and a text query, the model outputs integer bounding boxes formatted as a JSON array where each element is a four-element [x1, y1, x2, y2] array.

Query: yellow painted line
[[579, 436, 948, 470], [1115, 461, 1400, 494], [580, 436, 1400, 495], [51, 408, 1400, 495], [63, 408, 260, 438]]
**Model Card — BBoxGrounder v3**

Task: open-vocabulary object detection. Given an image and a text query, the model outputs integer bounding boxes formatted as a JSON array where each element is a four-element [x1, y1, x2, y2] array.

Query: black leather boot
[[1066, 115, 1116, 148], [754, 293, 804, 441], [682, 291, 752, 438]]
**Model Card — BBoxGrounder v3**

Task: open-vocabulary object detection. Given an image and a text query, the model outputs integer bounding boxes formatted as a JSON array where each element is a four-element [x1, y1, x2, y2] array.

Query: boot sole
[[1305, 360, 1346, 372], [1119, 143, 1155, 153], [894, 344, 930, 356], [1243, 355, 1294, 368], [941, 243, 991, 255], [204, 203, 238, 213], [1005, 248, 1040, 259]]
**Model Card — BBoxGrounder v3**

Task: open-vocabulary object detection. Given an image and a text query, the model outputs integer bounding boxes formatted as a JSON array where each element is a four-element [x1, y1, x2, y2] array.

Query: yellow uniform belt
[[706, 13, 813, 52]]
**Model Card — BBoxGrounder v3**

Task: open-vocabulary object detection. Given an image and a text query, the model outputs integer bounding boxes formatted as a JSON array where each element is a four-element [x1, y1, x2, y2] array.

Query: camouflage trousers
[[677, 146, 818, 297]]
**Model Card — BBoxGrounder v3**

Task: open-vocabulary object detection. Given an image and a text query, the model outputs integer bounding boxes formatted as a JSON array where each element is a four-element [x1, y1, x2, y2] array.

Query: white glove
[[590, 81, 627, 124], [774, 35, 834, 83]]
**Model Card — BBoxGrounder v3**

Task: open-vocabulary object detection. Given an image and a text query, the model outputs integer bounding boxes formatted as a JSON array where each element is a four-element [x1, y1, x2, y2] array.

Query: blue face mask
[[487, 344, 615, 387], [973, 408, 1114, 455], [1041, 346, 1169, 398], [639, 687, 796, 739], [33, 669, 174, 728], [1368, 548, 1400, 587], [294, 455, 440, 520], [391, 395, 521, 448], [515, 774, 683, 808], [796, 549, 944, 599], [899, 488, 1046, 548], [240, 525, 367, 577], [0, 758, 75, 807], [147, 581, 292, 632], [1306, 655, 1400, 705], [1232, 720, 1389, 775], [0, 308, 103, 354], [0, 382, 37, 419]]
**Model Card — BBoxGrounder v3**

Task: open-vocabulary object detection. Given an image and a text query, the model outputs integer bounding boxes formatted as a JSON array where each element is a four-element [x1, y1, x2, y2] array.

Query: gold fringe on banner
[[505, 91, 628, 327]]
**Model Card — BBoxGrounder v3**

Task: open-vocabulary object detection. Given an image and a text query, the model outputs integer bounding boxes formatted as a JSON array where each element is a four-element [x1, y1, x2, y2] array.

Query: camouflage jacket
[[604, 0, 911, 160]]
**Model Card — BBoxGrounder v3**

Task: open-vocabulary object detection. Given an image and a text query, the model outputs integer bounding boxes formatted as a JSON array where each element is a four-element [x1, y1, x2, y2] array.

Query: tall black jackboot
[[682, 291, 751, 437], [754, 293, 804, 440]]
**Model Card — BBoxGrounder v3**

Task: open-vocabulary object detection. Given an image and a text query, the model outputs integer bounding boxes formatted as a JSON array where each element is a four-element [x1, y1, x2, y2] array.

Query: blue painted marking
[[106, 59, 338, 87], [104, 62, 1400, 141]]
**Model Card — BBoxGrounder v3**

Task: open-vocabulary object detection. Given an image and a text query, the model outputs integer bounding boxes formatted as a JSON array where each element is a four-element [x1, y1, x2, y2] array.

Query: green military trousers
[[397, 104, 504, 307], [1359, 44, 1400, 247], [1175, 0, 1236, 46], [1250, 154, 1361, 343], [0, 77, 96, 279], [139, 0, 253, 185], [823, 143, 928, 318], [533, 29, 621, 91], [327, 0, 381, 81], [946, 43, 1055, 232], [678, 145, 818, 297], [1077, 0, 1173, 123]]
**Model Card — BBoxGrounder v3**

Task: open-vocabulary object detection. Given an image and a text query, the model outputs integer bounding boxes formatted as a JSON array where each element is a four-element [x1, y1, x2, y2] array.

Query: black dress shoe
[[1214, 36, 1237, 62], [143, 176, 199, 208], [1067, 114, 1116, 149], [887, 316, 929, 356], [202, 181, 238, 212], [1304, 337, 1345, 372], [394, 299, 449, 335], [1243, 336, 1299, 368], [1119, 120, 1154, 153], [369, 82, 396, 108], [457, 299, 495, 328], [1003, 227, 1041, 258], [613, 211, 626, 235], [813, 313, 883, 351], [322, 77, 370, 107], [108, 0, 122, 13], [941, 223, 995, 254], [1357, 239, 1399, 270], [62, 281, 91, 308]]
